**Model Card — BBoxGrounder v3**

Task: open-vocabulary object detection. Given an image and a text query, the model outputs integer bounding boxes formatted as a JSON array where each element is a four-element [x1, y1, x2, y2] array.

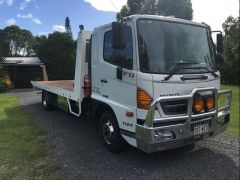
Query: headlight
[[206, 96, 215, 111], [193, 96, 204, 113]]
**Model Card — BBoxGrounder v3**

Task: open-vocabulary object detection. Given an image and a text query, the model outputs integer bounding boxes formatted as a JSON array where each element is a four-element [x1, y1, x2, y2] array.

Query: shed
[[4, 57, 48, 88]]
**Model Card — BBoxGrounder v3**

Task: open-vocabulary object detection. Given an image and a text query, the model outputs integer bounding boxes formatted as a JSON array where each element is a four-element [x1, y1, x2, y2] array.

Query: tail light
[[137, 88, 152, 110]]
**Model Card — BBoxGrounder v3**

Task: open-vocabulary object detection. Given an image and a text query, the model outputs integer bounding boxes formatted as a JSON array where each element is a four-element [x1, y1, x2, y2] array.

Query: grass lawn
[[0, 94, 59, 179], [221, 84, 240, 136]]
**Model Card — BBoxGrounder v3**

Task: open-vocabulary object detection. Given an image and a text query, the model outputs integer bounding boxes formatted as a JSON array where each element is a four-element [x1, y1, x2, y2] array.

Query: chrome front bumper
[[136, 88, 232, 153]]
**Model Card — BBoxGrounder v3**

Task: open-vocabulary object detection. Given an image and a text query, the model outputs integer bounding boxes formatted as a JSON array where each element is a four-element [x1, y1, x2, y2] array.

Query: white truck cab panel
[[91, 22, 138, 134]]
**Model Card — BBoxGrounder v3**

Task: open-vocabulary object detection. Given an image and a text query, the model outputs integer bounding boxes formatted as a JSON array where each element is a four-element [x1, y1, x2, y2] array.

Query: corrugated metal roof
[[4, 57, 44, 65]]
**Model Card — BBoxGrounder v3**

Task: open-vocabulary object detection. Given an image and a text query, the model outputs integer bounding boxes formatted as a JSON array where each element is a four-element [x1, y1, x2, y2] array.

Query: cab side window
[[103, 27, 133, 70]]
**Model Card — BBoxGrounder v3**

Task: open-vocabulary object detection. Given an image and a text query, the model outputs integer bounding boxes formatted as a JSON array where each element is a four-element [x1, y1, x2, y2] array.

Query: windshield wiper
[[163, 62, 199, 81], [187, 66, 219, 78], [163, 62, 219, 81]]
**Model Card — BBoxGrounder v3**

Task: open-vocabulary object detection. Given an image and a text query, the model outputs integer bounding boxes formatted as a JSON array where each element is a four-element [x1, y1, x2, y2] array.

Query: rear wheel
[[100, 112, 127, 153], [42, 91, 55, 111]]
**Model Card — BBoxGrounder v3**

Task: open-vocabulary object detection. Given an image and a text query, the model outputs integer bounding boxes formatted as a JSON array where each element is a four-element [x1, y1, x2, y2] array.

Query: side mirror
[[113, 49, 127, 65], [112, 22, 126, 49], [216, 33, 223, 54]]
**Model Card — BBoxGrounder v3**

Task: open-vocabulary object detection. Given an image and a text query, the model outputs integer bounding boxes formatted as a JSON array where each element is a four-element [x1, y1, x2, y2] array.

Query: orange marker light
[[126, 111, 134, 117], [137, 88, 152, 110]]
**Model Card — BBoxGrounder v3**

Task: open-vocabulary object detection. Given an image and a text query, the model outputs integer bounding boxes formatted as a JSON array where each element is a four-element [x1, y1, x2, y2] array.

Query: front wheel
[[100, 112, 127, 153]]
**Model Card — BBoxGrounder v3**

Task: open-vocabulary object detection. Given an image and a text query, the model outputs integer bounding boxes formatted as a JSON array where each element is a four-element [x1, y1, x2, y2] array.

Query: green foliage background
[[117, 0, 193, 20], [36, 32, 76, 80], [0, 25, 36, 57], [220, 16, 239, 85]]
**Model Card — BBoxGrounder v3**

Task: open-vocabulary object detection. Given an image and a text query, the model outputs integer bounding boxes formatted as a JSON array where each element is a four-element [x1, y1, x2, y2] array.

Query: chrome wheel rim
[[102, 120, 114, 145], [43, 93, 48, 107]]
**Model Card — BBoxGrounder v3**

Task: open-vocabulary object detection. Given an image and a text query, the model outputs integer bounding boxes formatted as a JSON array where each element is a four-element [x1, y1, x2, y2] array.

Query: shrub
[[0, 79, 6, 92]]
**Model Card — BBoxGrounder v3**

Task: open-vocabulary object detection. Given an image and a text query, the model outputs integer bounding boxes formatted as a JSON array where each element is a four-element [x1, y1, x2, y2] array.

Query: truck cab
[[91, 15, 231, 153]]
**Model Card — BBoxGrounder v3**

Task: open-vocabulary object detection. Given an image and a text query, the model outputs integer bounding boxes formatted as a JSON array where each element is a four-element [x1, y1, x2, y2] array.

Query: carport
[[4, 57, 48, 88]]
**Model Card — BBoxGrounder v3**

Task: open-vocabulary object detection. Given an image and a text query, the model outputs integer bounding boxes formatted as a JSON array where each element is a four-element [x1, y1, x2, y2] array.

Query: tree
[[117, 0, 193, 20], [0, 56, 5, 77], [3, 25, 22, 56], [19, 29, 36, 56], [157, 0, 193, 20], [2, 25, 36, 56], [65, 16, 73, 38], [116, 5, 129, 21], [127, 0, 144, 15], [37, 32, 76, 80], [220, 16, 239, 84], [0, 29, 9, 57], [34, 35, 48, 56], [142, 0, 156, 15]]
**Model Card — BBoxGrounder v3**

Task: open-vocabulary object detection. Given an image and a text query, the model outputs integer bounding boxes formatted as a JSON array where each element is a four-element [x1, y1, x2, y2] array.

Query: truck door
[[102, 25, 136, 104], [92, 24, 137, 131]]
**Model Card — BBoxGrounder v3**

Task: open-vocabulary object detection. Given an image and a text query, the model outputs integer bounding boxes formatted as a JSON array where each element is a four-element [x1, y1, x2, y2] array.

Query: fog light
[[154, 130, 174, 141]]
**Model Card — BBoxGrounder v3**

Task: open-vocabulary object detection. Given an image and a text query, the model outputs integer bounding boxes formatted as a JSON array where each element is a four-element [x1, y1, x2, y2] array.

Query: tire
[[42, 91, 55, 111], [100, 112, 127, 153]]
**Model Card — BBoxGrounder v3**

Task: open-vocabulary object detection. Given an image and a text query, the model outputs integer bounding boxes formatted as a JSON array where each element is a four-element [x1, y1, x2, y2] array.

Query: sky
[[0, 0, 239, 39]]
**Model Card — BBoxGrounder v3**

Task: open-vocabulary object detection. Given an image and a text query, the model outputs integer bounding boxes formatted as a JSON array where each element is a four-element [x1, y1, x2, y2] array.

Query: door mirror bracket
[[116, 67, 123, 80]]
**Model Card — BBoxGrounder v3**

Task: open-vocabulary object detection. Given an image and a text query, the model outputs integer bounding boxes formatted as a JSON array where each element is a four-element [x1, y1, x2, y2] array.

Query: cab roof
[[94, 14, 208, 32], [126, 15, 207, 28]]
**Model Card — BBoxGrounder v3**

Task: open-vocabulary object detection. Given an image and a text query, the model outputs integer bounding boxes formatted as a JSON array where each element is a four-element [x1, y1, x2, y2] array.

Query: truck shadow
[[3, 102, 239, 179]]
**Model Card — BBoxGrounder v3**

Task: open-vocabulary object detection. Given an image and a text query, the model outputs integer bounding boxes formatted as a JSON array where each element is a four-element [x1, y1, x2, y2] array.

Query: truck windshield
[[137, 19, 217, 74]]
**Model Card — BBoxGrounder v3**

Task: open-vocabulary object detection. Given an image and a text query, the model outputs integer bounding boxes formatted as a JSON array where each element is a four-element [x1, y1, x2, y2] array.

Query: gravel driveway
[[9, 89, 239, 180]]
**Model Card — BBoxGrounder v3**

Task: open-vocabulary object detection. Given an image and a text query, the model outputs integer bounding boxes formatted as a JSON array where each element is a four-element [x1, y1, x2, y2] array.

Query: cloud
[[83, 0, 126, 12], [0, 0, 13, 6], [19, 0, 32, 10], [5, 18, 16, 26], [17, 13, 32, 19], [53, 25, 65, 32], [38, 31, 49, 36], [17, 13, 42, 25], [32, 18, 42, 24], [39, 25, 66, 36]]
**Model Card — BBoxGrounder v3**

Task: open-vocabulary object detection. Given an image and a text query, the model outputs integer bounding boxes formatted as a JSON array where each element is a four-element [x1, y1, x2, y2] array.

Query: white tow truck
[[32, 15, 232, 153]]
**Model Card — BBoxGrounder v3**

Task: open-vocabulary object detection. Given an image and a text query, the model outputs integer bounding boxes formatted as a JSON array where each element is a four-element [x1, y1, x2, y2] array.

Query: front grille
[[161, 100, 188, 115], [191, 116, 213, 122], [153, 119, 186, 127]]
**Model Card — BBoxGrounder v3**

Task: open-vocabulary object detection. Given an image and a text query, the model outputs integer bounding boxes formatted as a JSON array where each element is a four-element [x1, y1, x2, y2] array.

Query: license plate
[[194, 124, 209, 135]]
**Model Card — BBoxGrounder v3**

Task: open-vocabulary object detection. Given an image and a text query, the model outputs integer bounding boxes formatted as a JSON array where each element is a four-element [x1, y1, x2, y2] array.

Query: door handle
[[101, 79, 107, 83]]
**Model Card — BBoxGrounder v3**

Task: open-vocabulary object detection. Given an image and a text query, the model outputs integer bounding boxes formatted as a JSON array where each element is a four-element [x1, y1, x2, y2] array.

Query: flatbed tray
[[35, 80, 74, 91], [31, 80, 79, 101]]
